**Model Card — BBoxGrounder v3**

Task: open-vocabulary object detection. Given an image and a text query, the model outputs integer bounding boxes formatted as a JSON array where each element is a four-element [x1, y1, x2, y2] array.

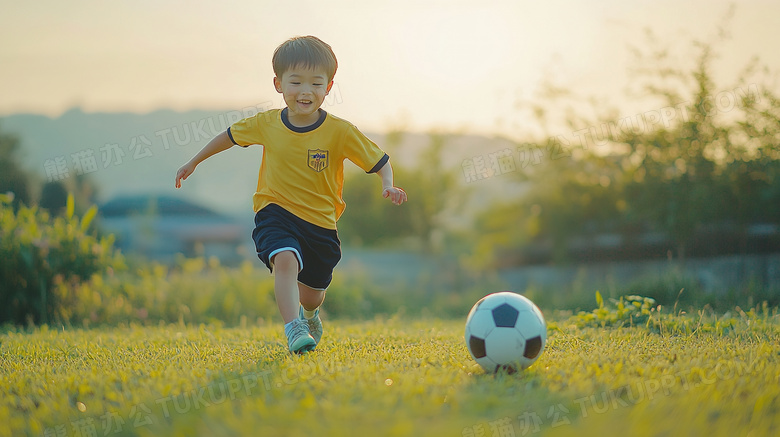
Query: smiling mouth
[[297, 100, 312, 105]]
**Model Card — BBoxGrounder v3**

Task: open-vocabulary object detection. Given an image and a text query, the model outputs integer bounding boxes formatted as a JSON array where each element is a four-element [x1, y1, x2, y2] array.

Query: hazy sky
[[1, 0, 778, 139]]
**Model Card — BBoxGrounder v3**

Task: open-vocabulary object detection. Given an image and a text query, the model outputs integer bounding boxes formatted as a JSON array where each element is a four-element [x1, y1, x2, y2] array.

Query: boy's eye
[[291, 82, 301, 85], [313, 83, 323, 87]]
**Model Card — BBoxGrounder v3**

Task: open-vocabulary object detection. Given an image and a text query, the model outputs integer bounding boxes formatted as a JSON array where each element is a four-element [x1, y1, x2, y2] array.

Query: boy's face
[[274, 66, 334, 125]]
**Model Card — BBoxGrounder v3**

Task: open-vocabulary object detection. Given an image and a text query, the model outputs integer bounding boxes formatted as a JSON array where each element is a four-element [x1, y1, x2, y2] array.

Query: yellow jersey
[[228, 108, 388, 230]]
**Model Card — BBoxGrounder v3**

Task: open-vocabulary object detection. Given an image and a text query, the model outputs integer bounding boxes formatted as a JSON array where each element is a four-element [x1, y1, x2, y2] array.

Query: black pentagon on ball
[[469, 336, 487, 358], [523, 336, 543, 359], [492, 303, 520, 328]]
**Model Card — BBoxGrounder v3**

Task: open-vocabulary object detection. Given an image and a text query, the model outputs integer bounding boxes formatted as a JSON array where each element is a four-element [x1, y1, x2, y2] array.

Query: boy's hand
[[175, 162, 197, 189], [382, 186, 407, 205], [174, 131, 235, 188]]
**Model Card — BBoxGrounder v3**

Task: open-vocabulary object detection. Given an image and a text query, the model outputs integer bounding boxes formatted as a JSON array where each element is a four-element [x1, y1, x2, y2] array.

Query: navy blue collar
[[281, 108, 327, 133]]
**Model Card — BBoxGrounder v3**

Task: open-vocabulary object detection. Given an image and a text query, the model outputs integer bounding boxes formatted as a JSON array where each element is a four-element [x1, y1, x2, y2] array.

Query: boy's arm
[[175, 131, 235, 188], [376, 162, 407, 205]]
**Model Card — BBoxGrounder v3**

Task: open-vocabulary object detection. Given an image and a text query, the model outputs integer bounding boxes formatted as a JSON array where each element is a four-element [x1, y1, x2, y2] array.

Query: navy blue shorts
[[252, 204, 341, 290]]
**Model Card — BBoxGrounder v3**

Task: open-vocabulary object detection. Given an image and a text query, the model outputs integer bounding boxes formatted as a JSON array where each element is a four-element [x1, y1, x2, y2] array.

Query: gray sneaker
[[286, 318, 316, 354], [299, 306, 323, 345]]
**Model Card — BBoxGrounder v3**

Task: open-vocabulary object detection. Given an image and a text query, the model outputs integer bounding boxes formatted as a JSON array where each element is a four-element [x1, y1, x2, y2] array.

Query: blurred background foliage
[[2, 35, 780, 327], [470, 37, 780, 268], [0, 194, 122, 325], [338, 131, 464, 253]]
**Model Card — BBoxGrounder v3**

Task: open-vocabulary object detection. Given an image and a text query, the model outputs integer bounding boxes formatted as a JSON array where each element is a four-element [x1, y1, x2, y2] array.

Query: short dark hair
[[272, 36, 338, 81]]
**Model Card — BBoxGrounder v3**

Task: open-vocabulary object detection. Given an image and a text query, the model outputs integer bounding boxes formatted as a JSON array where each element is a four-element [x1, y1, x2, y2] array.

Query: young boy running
[[175, 36, 407, 353]]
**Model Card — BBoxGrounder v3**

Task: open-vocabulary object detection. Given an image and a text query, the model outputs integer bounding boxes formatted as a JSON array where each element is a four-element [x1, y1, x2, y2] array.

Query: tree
[[338, 132, 463, 252], [40, 181, 69, 215], [474, 21, 780, 266], [622, 42, 726, 260], [0, 124, 32, 209], [472, 141, 626, 265], [620, 30, 780, 260]]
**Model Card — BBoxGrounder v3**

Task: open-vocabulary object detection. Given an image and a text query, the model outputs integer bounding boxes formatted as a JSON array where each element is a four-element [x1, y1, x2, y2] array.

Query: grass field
[[2, 309, 779, 437]]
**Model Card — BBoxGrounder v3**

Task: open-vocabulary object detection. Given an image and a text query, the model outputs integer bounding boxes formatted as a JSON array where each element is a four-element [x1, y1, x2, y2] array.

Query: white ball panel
[[484, 327, 526, 365], [465, 308, 496, 340], [465, 300, 481, 323], [530, 304, 546, 326], [515, 310, 546, 340], [502, 292, 537, 312], [474, 354, 498, 373]]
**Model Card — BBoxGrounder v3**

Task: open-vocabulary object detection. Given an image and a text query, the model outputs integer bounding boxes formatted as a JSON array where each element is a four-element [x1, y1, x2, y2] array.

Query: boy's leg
[[298, 283, 325, 344], [295, 222, 338, 347], [252, 205, 315, 353], [273, 251, 302, 324], [299, 284, 325, 311], [273, 251, 316, 353]]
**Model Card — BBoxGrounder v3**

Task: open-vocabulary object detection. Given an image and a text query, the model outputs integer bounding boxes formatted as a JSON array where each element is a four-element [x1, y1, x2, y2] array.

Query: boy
[[174, 36, 407, 354]]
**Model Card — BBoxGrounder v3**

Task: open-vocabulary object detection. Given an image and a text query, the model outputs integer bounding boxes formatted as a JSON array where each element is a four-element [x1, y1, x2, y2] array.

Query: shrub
[[0, 193, 125, 325], [56, 257, 280, 327]]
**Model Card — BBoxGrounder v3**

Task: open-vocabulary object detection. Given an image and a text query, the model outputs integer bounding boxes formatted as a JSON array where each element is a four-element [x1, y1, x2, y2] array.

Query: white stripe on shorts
[[268, 247, 303, 272]]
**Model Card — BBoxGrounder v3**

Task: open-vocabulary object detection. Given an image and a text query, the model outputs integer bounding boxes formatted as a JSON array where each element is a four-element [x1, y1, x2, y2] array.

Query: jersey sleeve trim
[[226, 127, 239, 145], [367, 153, 389, 174]]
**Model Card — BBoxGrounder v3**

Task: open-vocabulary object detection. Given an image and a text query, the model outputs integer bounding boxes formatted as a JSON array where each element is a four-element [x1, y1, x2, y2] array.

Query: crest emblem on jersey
[[308, 149, 329, 172]]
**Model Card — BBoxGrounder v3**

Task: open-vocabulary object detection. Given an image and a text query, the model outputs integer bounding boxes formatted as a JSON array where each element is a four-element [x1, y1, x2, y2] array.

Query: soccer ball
[[465, 292, 547, 373]]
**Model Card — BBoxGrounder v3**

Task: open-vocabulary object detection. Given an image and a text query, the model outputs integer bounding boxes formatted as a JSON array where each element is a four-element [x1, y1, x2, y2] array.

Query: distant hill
[[1, 107, 524, 218], [1, 108, 259, 216]]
